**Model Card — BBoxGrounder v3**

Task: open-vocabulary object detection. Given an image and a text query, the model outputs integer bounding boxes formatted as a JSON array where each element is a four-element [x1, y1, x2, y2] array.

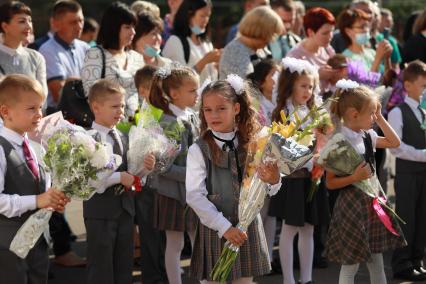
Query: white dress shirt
[[388, 96, 426, 162], [91, 122, 123, 192], [340, 126, 378, 155], [186, 130, 281, 238], [0, 127, 50, 218], [169, 103, 192, 122]]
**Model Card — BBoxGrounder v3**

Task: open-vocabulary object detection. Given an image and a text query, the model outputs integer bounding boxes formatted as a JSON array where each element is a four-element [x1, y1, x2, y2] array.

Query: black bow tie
[[211, 132, 242, 184]]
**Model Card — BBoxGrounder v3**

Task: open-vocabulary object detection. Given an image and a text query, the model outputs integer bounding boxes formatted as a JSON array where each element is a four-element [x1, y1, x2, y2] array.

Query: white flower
[[197, 77, 212, 98], [336, 79, 359, 91], [71, 132, 96, 156], [281, 57, 318, 75], [90, 145, 110, 169], [226, 74, 245, 95]]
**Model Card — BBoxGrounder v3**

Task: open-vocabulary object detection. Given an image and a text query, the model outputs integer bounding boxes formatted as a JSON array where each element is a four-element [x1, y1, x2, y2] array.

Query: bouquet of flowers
[[9, 122, 122, 258], [127, 104, 182, 176], [317, 133, 405, 235], [211, 102, 332, 281]]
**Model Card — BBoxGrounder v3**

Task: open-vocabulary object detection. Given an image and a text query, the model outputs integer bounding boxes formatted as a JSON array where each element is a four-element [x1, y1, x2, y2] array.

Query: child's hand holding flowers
[[36, 188, 70, 213], [351, 162, 372, 182], [143, 153, 156, 173], [120, 172, 136, 188], [223, 227, 248, 247], [257, 162, 280, 185]]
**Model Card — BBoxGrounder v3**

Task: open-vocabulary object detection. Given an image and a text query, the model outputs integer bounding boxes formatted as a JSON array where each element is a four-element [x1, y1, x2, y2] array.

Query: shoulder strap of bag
[[96, 46, 106, 78]]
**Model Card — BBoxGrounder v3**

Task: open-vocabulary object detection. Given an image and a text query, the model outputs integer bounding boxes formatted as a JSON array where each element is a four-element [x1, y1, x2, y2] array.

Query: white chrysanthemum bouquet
[[10, 122, 122, 258], [127, 103, 182, 176]]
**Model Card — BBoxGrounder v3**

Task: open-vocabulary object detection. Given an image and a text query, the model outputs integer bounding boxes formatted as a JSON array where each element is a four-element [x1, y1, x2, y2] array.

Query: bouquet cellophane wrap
[[10, 121, 121, 258], [211, 128, 313, 282], [127, 104, 181, 176]]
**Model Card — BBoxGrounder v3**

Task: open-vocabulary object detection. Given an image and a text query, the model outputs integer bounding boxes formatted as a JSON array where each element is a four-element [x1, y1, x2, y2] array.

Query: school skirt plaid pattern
[[190, 214, 271, 281], [154, 194, 198, 232], [325, 186, 406, 265]]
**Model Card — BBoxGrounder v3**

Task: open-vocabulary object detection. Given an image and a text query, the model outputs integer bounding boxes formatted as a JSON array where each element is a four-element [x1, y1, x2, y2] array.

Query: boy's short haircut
[[83, 17, 99, 33], [52, 0, 81, 19], [327, 54, 348, 69], [403, 60, 426, 83], [134, 65, 158, 90], [88, 79, 125, 104], [0, 74, 45, 105]]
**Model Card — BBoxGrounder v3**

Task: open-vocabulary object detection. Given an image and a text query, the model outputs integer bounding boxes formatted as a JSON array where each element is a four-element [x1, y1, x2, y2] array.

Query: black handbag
[[57, 46, 106, 128]]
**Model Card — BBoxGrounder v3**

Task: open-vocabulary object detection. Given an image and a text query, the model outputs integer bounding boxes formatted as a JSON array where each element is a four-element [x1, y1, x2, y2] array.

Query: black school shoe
[[393, 268, 426, 281], [298, 281, 314, 284]]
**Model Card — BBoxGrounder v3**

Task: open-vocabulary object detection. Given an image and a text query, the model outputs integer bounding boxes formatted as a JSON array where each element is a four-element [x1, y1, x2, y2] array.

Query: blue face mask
[[355, 32, 370, 45], [144, 45, 160, 58], [421, 89, 426, 110], [191, 25, 205, 36]]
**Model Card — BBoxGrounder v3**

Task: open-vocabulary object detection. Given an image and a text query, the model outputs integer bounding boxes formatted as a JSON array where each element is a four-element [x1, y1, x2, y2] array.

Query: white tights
[[165, 230, 195, 284], [201, 277, 253, 284], [260, 198, 277, 260], [279, 223, 314, 284], [338, 253, 387, 284]]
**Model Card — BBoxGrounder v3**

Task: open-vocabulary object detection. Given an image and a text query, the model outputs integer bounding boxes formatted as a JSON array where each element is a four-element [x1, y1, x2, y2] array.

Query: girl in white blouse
[[186, 77, 280, 283], [162, 0, 221, 83], [81, 2, 144, 118]]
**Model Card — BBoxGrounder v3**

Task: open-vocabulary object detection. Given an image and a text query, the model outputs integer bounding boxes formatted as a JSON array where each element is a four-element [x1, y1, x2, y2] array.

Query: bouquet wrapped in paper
[[127, 104, 182, 176], [9, 121, 122, 258], [211, 104, 331, 281], [317, 133, 405, 235]]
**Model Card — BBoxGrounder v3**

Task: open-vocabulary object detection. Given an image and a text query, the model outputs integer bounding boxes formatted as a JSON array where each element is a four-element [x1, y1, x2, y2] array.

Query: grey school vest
[[395, 103, 426, 173], [0, 137, 46, 249], [149, 112, 199, 205], [196, 138, 246, 225], [83, 130, 135, 220]]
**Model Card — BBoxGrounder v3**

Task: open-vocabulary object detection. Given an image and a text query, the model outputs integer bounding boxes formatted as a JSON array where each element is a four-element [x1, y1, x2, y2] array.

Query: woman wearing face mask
[[162, 0, 220, 82], [0, 1, 47, 95], [133, 12, 172, 67], [338, 8, 392, 74]]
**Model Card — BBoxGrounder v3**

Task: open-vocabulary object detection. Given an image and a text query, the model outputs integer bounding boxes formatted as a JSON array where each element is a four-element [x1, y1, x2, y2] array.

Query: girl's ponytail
[[149, 74, 172, 115]]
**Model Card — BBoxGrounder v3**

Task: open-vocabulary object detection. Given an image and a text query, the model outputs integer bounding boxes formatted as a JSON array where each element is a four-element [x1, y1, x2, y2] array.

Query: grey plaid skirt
[[325, 186, 406, 265], [190, 214, 271, 281], [153, 194, 198, 232]]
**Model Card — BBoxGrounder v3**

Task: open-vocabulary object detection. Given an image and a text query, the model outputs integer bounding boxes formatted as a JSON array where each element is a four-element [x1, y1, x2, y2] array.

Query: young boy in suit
[[0, 74, 69, 284], [84, 79, 138, 284], [389, 60, 426, 281]]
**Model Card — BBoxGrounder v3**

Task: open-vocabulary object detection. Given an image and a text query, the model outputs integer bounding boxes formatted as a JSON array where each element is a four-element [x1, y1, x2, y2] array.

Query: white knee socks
[[339, 253, 386, 284], [165, 230, 184, 284]]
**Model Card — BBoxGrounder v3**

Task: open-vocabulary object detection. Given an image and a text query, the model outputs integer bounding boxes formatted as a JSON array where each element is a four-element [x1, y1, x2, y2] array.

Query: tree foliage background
[[24, 0, 426, 47]]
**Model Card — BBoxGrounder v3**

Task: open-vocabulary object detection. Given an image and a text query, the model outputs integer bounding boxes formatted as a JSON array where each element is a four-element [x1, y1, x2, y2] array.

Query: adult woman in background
[[133, 12, 172, 67], [162, 0, 220, 82], [0, 1, 47, 94], [338, 8, 392, 74], [82, 1, 144, 111], [287, 7, 337, 91], [403, 8, 426, 63], [219, 6, 284, 79]]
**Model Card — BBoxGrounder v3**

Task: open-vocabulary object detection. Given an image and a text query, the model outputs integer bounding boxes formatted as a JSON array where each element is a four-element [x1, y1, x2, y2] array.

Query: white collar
[[341, 126, 364, 141], [405, 96, 420, 109], [211, 130, 236, 141], [169, 103, 189, 120], [0, 43, 26, 57], [92, 121, 115, 134], [0, 127, 26, 146]]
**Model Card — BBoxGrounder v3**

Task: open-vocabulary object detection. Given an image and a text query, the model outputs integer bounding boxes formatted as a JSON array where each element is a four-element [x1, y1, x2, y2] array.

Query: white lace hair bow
[[226, 74, 245, 95], [336, 79, 359, 91], [197, 77, 212, 98], [155, 61, 184, 79], [281, 57, 318, 75]]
